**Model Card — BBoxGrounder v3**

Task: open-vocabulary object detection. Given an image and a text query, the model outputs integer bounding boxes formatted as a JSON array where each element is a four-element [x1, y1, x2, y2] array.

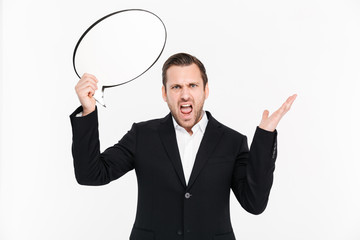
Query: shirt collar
[[172, 111, 208, 134]]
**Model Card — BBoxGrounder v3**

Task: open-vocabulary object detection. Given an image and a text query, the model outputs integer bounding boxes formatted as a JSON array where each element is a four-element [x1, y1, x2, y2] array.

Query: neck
[[185, 111, 204, 135], [185, 128, 193, 136]]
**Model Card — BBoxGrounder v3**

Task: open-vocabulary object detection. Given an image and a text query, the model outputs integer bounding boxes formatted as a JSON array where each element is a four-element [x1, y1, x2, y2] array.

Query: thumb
[[262, 110, 269, 121]]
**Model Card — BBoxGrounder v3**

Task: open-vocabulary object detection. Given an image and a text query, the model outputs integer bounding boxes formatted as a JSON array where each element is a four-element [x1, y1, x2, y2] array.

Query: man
[[70, 53, 296, 240]]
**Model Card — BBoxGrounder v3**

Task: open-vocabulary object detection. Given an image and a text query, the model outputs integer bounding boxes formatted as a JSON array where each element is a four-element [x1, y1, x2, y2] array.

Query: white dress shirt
[[172, 111, 208, 185]]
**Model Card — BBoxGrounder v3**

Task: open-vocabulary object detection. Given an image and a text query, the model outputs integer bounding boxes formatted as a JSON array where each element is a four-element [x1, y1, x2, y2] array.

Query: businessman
[[70, 53, 296, 240]]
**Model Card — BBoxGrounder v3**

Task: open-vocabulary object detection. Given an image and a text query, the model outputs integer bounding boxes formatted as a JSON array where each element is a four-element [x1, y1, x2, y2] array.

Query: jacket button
[[177, 230, 183, 235], [185, 192, 192, 199]]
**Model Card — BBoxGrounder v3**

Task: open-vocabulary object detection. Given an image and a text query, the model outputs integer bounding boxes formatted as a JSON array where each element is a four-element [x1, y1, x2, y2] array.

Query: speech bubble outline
[[72, 9, 167, 107]]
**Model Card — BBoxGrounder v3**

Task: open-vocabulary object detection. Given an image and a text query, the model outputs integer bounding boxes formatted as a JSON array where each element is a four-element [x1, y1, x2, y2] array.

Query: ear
[[205, 83, 209, 99], [162, 85, 167, 102]]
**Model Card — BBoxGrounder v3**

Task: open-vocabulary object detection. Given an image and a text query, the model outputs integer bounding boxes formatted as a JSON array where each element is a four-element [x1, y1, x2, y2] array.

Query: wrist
[[82, 106, 95, 116], [258, 124, 276, 132]]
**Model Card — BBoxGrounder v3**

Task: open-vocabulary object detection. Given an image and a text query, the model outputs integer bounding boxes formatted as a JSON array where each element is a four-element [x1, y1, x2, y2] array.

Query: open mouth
[[180, 104, 193, 114]]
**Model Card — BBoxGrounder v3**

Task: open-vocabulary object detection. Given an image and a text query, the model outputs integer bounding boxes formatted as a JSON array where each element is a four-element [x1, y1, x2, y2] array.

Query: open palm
[[259, 94, 297, 132]]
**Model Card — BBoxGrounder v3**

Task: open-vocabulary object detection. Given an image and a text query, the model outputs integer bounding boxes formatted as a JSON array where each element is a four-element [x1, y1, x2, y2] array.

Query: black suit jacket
[[70, 107, 277, 240]]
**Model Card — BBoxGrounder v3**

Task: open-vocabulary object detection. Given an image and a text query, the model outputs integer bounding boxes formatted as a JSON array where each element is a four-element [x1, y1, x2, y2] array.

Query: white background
[[1, 0, 360, 239]]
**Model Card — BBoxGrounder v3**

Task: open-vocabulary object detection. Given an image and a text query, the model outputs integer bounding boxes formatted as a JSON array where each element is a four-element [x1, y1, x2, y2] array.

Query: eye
[[172, 85, 181, 90], [190, 84, 198, 88]]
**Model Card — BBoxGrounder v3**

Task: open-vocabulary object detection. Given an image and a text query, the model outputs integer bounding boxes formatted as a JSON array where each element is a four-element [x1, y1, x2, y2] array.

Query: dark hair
[[162, 53, 208, 89]]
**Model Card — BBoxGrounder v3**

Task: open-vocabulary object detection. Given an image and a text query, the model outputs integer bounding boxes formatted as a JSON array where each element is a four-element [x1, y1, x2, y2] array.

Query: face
[[162, 64, 209, 132]]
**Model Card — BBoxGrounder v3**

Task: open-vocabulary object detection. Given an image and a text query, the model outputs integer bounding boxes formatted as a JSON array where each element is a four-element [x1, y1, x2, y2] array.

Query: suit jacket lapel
[[187, 111, 224, 189], [159, 113, 187, 188]]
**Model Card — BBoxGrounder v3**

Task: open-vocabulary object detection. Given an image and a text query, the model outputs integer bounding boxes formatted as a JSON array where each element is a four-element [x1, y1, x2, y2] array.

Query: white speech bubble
[[73, 9, 167, 107]]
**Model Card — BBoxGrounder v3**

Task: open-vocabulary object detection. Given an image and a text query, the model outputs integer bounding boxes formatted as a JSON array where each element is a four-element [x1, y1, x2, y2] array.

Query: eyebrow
[[170, 81, 200, 87]]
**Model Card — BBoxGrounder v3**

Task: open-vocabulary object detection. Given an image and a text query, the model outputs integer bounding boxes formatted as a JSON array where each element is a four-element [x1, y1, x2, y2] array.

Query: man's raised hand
[[75, 73, 98, 116], [259, 94, 297, 132]]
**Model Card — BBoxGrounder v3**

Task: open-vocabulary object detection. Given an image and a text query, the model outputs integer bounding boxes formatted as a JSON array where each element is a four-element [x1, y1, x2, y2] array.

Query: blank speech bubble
[[73, 9, 167, 107]]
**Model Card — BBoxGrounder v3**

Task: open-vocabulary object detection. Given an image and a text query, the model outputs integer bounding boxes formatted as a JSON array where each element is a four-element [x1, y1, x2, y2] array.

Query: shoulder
[[206, 111, 246, 139], [206, 111, 249, 153], [132, 113, 171, 131]]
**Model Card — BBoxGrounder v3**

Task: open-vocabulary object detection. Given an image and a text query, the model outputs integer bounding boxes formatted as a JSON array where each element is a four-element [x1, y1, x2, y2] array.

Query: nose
[[180, 87, 190, 101]]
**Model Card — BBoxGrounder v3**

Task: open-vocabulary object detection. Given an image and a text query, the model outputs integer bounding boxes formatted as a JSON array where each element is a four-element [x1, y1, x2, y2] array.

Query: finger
[[76, 83, 96, 96], [78, 76, 98, 88], [76, 75, 98, 90], [75, 83, 97, 98], [81, 73, 98, 83], [79, 86, 95, 98], [77, 81, 98, 92], [289, 94, 297, 104], [281, 94, 297, 111], [262, 110, 269, 121], [86, 86, 95, 97], [77, 86, 95, 99], [76, 76, 98, 88], [284, 94, 297, 111], [275, 94, 297, 117], [284, 94, 297, 105]]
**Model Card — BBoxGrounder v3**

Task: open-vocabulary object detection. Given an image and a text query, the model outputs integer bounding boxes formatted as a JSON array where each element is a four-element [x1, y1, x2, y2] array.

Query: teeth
[[181, 104, 191, 107]]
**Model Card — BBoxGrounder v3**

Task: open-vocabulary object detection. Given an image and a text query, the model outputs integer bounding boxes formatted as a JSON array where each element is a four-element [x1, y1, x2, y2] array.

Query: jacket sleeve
[[70, 106, 136, 186], [231, 127, 277, 215]]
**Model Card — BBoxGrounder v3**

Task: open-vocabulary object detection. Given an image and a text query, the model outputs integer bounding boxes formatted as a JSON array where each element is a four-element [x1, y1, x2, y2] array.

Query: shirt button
[[185, 192, 192, 199], [177, 230, 183, 235]]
